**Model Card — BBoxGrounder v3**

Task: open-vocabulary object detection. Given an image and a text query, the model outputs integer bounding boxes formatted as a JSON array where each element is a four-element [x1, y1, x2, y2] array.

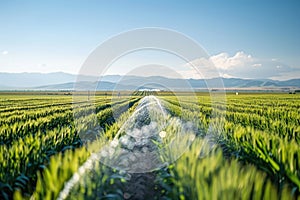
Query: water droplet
[[159, 131, 166, 138], [111, 139, 119, 147], [189, 134, 195, 141]]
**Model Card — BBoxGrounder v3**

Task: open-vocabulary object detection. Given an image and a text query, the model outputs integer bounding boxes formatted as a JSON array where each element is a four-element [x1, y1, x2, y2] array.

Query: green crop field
[[0, 92, 299, 200]]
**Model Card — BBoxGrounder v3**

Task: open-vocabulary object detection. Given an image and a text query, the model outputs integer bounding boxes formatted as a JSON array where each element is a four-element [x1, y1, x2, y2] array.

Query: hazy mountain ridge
[[0, 72, 299, 90]]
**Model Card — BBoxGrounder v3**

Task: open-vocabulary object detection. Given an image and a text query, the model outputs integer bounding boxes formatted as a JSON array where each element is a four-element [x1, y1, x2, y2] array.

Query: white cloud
[[221, 73, 235, 78], [210, 51, 253, 70], [252, 63, 262, 67], [185, 57, 213, 69], [184, 57, 220, 79], [2, 51, 8, 55], [180, 51, 299, 80]]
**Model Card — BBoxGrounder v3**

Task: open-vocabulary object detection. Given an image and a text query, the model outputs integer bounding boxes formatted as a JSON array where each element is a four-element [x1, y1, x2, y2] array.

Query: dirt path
[[123, 172, 159, 200]]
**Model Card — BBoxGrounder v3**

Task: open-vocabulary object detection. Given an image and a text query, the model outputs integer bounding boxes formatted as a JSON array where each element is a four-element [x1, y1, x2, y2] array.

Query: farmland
[[0, 92, 299, 199]]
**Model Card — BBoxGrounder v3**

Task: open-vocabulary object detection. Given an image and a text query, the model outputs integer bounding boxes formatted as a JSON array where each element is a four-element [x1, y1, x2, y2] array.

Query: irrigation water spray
[[58, 95, 197, 199]]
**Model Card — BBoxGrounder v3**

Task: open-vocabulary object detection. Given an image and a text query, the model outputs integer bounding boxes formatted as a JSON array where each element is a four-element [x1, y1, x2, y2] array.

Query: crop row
[[161, 95, 300, 197], [0, 96, 141, 199]]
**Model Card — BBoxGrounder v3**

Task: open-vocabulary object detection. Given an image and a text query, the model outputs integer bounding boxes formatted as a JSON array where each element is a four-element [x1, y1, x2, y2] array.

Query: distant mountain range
[[0, 72, 299, 91]]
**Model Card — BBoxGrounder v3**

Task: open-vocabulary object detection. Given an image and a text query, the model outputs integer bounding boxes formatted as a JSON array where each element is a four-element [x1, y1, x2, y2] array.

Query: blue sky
[[0, 0, 299, 79]]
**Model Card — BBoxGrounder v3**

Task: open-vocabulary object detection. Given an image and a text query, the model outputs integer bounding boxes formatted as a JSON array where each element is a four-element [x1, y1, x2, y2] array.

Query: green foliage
[[0, 95, 140, 199], [159, 138, 293, 200], [0, 93, 299, 199]]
